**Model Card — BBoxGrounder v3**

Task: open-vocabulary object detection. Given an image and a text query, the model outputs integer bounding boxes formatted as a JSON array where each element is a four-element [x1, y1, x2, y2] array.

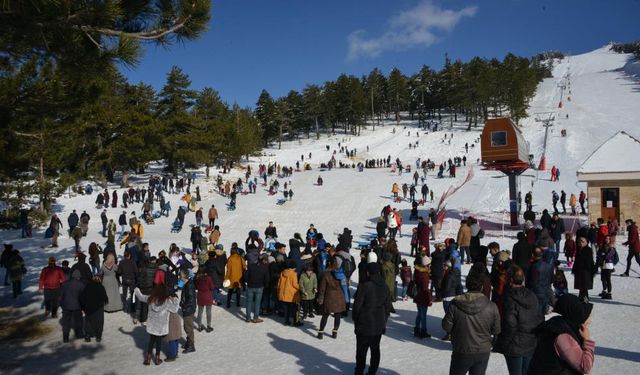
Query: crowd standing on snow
[[4, 134, 638, 375]]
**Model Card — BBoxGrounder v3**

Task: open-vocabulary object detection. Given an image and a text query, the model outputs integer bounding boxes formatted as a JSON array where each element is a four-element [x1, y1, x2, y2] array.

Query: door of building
[[601, 188, 620, 222]]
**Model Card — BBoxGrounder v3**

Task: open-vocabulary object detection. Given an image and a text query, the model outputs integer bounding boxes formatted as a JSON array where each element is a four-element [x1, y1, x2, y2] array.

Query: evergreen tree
[[302, 84, 323, 139], [387, 68, 408, 125], [255, 90, 278, 146]]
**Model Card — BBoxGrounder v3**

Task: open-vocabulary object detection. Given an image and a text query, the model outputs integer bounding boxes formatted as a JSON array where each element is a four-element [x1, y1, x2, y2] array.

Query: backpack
[[478, 228, 485, 239], [339, 254, 355, 279]]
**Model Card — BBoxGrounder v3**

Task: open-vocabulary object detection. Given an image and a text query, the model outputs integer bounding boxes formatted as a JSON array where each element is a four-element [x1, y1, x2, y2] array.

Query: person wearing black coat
[[246, 255, 270, 322], [352, 263, 393, 375], [180, 270, 197, 353], [512, 232, 533, 274], [540, 209, 552, 231], [177, 206, 186, 227], [117, 251, 138, 316], [338, 228, 353, 249], [550, 214, 566, 260], [136, 260, 156, 323], [431, 245, 445, 300], [70, 255, 93, 283], [525, 248, 553, 318], [494, 266, 541, 375], [60, 270, 86, 342], [375, 218, 387, 239], [572, 237, 595, 302], [67, 210, 79, 235], [80, 276, 109, 342]]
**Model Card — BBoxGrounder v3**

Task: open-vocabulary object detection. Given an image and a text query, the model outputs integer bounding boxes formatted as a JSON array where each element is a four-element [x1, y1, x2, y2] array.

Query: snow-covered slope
[[0, 46, 639, 374]]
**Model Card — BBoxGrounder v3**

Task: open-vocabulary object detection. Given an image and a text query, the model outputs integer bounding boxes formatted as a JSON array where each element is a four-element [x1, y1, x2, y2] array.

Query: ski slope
[[1, 46, 639, 374]]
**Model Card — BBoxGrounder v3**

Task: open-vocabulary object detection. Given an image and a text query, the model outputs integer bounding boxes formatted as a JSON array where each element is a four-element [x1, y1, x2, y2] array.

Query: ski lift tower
[[480, 118, 530, 226], [535, 112, 555, 171]]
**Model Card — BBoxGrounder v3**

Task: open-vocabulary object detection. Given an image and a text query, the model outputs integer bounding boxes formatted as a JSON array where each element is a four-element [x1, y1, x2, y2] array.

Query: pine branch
[[77, 16, 192, 41]]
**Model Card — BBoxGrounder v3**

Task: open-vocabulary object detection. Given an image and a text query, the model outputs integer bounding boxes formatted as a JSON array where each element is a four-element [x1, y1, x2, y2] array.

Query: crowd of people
[[3, 134, 638, 375]]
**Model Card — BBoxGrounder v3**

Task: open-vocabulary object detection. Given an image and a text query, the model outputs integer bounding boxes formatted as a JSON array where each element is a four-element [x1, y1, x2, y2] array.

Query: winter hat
[[71, 270, 81, 280], [367, 252, 378, 264], [215, 244, 224, 250], [554, 294, 593, 329], [498, 251, 511, 263], [421, 256, 431, 267], [367, 263, 381, 275]]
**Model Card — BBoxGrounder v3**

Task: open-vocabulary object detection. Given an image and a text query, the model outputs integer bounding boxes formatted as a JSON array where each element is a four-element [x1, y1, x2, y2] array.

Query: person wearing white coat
[[135, 285, 179, 366]]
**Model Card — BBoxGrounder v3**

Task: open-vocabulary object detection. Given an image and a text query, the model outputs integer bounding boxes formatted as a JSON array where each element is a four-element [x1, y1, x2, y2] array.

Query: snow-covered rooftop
[[578, 131, 640, 174]]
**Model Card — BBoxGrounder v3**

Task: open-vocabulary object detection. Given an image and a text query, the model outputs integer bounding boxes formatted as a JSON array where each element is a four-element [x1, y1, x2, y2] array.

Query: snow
[[1, 46, 640, 374], [578, 131, 640, 174]]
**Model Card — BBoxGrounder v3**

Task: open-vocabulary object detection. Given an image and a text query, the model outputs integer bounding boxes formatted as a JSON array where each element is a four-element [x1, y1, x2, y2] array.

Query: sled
[[276, 198, 286, 205], [394, 197, 402, 203], [241, 190, 250, 195], [357, 241, 370, 248], [227, 204, 236, 211], [204, 224, 212, 233]]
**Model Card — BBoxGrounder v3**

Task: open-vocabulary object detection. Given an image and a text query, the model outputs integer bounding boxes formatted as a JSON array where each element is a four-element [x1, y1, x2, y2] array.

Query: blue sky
[[122, 0, 640, 108]]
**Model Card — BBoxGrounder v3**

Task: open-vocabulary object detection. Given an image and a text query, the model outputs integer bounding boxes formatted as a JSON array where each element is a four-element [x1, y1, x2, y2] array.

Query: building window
[[491, 131, 507, 147]]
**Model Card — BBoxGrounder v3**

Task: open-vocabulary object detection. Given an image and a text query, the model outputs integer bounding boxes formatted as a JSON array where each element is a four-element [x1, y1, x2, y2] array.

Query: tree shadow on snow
[[267, 332, 400, 375], [589, 298, 640, 309]]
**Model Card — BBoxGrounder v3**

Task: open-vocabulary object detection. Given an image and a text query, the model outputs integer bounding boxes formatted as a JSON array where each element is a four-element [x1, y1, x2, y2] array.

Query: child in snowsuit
[[564, 232, 576, 267]]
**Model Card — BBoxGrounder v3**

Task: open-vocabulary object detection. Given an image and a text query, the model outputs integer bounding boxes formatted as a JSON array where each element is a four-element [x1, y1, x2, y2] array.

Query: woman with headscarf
[[527, 294, 595, 374], [101, 253, 122, 312]]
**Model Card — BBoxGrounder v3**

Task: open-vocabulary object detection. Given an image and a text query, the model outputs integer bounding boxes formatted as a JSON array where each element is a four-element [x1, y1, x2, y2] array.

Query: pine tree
[[156, 66, 201, 171], [302, 84, 323, 139], [387, 68, 408, 126], [255, 90, 278, 146]]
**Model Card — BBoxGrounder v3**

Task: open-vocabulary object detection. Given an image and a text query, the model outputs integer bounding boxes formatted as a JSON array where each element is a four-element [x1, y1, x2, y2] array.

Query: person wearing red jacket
[[38, 256, 66, 318], [596, 218, 609, 249], [622, 219, 640, 276]]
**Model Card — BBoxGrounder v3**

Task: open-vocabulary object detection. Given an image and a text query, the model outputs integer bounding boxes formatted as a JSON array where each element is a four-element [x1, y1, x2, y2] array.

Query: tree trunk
[[315, 117, 320, 140], [278, 123, 283, 150]]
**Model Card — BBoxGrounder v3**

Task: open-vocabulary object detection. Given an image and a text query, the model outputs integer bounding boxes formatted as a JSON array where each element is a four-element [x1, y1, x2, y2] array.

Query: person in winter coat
[[494, 266, 541, 375], [195, 269, 215, 331], [80, 275, 109, 342], [386, 211, 398, 240], [431, 243, 446, 301], [353, 263, 393, 375], [413, 256, 432, 338], [417, 216, 431, 251], [622, 219, 640, 276], [278, 260, 301, 326], [375, 216, 387, 239], [527, 294, 595, 375], [179, 270, 197, 353], [60, 270, 86, 342], [457, 220, 472, 264], [572, 237, 595, 302], [209, 225, 221, 246], [49, 214, 63, 248], [512, 232, 533, 274], [597, 235, 618, 300], [225, 248, 246, 308], [316, 258, 346, 338], [245, 254, 269, 323], [491, 252, 511, 318], [101, 254, 122, 312], [70, 253, 92, 283], [564, 232, 576, 267], [164, 307, 182, 362], [67, 210, 79, 235], [137, 259, 157, 323], [442, 270, 501, 375], [299, 262, 317, 320], [469, 217, 483, 263], [38, 256, 65, 318], [208, 204, 219, 228], [134, 284, 180, 365], [569, 193, 578, 215], [440, 260, 460, 340], [118, 250, 138, 317], [550, 213, 565, 260], [399, 259, 412, 300], [525, 247, 553, 318], [381, 252, 396, 304]]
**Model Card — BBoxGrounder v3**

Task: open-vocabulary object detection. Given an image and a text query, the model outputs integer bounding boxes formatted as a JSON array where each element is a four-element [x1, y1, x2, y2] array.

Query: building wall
[[586, 179, 640, 223]]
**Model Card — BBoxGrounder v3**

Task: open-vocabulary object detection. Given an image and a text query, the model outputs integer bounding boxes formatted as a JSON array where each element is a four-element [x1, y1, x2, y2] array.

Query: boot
[[143, 353, 151, 366], [414, 327, 420, 337], [317, 331, 323, 339], [420, 329, 431, 339], [332, 330, 338, 339], [182, 346, 195, 354], [603, 293, 612, 300], [154, 354, 163, 365], [441, 333, 451, 341]]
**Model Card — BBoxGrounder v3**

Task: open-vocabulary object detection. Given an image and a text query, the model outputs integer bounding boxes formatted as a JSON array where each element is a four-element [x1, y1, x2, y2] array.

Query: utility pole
[[535, 112, 555, 170]]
